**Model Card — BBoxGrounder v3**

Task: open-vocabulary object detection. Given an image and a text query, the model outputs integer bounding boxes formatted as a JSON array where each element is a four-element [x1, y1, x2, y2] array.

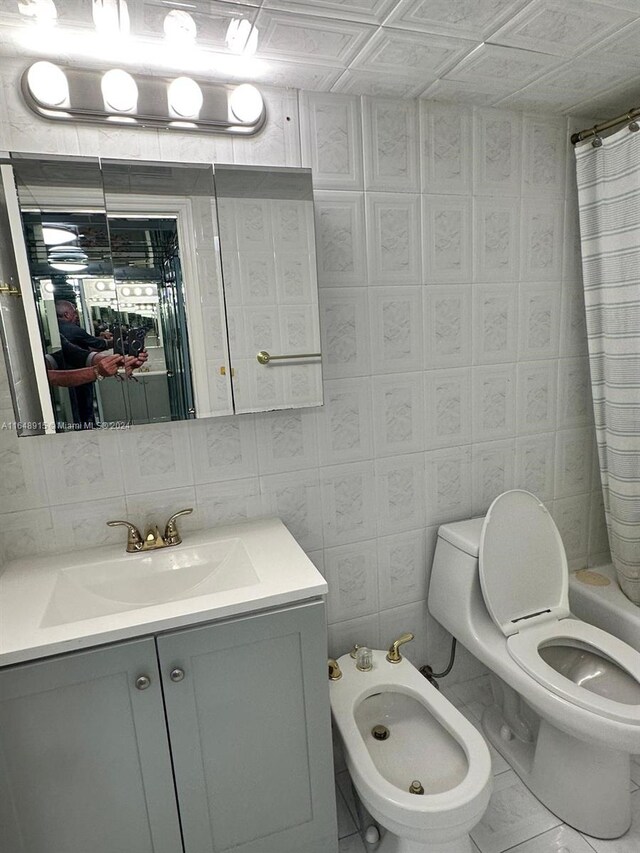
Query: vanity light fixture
[[101, 68, 138, 113], [22, 63, 266, 135], [26, 61, 69, 108]]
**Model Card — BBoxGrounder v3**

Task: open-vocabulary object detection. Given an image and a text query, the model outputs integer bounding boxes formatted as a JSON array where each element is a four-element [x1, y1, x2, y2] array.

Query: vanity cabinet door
[[157, 600, 337, 853], [0, 637, 183, 853]]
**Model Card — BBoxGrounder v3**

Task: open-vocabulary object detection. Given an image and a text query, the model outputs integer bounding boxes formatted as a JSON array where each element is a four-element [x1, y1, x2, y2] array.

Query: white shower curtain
[[575, 125, 640, 606]]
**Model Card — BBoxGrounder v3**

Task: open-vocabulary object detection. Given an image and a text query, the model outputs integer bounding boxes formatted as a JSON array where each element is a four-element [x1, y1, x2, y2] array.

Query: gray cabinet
[[158, 600, 337, 853], [0, 637, 182, 853], [0, 601, 337, 853]]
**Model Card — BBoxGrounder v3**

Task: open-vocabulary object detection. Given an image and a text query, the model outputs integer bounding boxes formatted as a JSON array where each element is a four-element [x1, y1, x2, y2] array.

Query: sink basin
[[0, 517, 328, 667], [42, 538, 259, 627]]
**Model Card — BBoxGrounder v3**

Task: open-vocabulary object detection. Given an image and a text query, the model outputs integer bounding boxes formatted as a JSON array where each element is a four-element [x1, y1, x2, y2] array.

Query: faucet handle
[[386, 632, 414, 664], [107, 520, 144, 553], [163, 508, 193, 546]]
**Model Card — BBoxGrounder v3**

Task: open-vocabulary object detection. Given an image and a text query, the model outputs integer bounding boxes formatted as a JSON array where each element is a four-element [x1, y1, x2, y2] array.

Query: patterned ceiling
[[1, 0, 640, 116]]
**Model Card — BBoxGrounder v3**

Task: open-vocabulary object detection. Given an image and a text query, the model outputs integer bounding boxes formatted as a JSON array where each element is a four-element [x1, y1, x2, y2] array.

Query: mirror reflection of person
[[55, 300, 113, 350]]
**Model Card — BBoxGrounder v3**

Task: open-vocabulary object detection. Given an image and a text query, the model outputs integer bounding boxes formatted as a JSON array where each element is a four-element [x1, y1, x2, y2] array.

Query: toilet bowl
[[428, 489, 640, 839], [330, 648, 492, 853]]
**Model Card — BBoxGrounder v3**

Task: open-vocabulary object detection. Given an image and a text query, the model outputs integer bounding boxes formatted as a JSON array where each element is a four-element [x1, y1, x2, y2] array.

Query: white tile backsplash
[[0, 86, 596, 669]]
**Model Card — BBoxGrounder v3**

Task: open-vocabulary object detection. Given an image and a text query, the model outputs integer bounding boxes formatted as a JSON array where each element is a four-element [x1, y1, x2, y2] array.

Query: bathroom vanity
[[0, 518, 337, 853]]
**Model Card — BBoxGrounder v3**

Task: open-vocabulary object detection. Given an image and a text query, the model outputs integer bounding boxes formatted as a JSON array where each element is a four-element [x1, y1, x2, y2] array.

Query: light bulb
[[92, 0, 129, 37], [26, 61, 69, 108], [95, 281, 106, 291], [144, 286, 154, 296], [229, 84, 263, 124], [133, 286, 142, 296], [163, 9, 196, 45], [101, 68, 137, 113], [167, 76, 203, 119]]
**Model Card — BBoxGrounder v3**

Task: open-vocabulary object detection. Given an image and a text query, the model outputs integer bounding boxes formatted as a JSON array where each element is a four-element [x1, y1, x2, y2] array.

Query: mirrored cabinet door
[[0, 156, 323, 436], [214, 165, 323, 415]]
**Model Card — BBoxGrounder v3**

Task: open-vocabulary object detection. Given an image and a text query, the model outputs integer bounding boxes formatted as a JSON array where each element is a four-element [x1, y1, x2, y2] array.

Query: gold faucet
[[386, 632, 414, 664], [108, 508, 193, 553]]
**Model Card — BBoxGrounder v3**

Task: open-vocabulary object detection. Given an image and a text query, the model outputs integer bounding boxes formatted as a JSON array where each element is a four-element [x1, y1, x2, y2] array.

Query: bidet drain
[[409, 780, 424, 795], [371, 724, 390, 741]]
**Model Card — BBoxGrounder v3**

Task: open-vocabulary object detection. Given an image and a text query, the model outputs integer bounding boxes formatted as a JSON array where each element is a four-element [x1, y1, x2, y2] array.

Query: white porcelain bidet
[[330, 648, 492, 853]]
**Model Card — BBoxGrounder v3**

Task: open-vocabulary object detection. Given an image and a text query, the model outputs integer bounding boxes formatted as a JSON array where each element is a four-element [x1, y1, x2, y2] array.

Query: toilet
[[330, 648, 492, 853], [428, 489, 640, 839]]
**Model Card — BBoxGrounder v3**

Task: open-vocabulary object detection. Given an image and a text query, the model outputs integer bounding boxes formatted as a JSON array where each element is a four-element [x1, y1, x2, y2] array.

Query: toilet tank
[[428, 517, 484, 646]]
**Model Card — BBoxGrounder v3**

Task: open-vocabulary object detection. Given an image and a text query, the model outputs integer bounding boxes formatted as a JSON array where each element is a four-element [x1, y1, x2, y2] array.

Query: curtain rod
[[571, 106, 640, 145]]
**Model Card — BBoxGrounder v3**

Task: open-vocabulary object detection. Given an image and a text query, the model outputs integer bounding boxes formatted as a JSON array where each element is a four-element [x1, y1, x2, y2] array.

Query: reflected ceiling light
[[26, 61, 69, 108], [163, 9, 196, 45], [101, 68, 137, 112], [92, 0, 129, 37], [167, 76, 203, 119], [48, 245, 88, 272], [226, 18, 257, 55], [229, 83, 263, 124], [49, 261, 88, 272], [95, 281, 106, 291], [41, 223, 76, 245], [18, 0, 57, 25], [42, 281, 55, 293]]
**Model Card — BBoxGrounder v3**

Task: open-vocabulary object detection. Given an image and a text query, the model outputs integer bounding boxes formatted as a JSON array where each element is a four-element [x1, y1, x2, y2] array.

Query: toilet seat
[[479, 490, 640, 723], [507, 618, 640, 725]]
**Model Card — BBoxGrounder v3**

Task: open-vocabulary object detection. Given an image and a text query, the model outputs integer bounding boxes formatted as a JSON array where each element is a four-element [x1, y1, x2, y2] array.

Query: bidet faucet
[[386, 632, 414, 663], [107, 508, 193, 553]]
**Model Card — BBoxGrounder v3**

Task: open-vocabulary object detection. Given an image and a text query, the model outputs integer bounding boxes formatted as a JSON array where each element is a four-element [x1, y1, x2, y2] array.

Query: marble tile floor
[[335, 675, 640, 853]]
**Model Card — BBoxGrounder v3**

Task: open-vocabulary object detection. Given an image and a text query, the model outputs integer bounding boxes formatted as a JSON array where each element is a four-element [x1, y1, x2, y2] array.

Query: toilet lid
[[479, 490, 570, 637]]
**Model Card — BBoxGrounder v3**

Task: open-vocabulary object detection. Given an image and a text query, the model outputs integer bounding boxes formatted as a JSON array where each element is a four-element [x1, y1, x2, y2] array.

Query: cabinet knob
[[170, 668, 185, 683], [135, 675, 151, 690]]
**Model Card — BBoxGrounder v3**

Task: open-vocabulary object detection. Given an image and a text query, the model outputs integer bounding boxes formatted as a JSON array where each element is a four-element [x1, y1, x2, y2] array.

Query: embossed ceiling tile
[[386, 0, 531, 39], [264, 0, 397, 24], [528, 58, 634, 98], [350, 27, 478, 78], [255, 9, 376, 66], [494, 87, 582, 114], [332, 69, 430, 98], [568, 80, 640, 117], [420, 79, 502, 106], [581, 20, 640, 70], [259, 60, 344, 91], [445, 44, 562, 88], [489, 0, 636, 57]]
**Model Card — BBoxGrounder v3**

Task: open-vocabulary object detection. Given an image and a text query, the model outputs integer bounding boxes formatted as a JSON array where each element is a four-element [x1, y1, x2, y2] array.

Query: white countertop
[[0, 517, 327, 667]]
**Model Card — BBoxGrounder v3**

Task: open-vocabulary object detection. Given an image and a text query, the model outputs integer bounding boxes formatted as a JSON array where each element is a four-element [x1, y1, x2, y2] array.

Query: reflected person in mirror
[[55, 300, 113, 351]]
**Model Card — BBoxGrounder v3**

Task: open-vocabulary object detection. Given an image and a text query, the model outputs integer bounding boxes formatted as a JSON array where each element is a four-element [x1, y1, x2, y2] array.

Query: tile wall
[[0, 57, 607, 678]]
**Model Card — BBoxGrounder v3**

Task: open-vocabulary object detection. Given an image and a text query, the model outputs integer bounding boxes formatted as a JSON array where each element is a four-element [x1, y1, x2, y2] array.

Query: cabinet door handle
[[135, 675, 151, 690], [169, 668, 185, 683]]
